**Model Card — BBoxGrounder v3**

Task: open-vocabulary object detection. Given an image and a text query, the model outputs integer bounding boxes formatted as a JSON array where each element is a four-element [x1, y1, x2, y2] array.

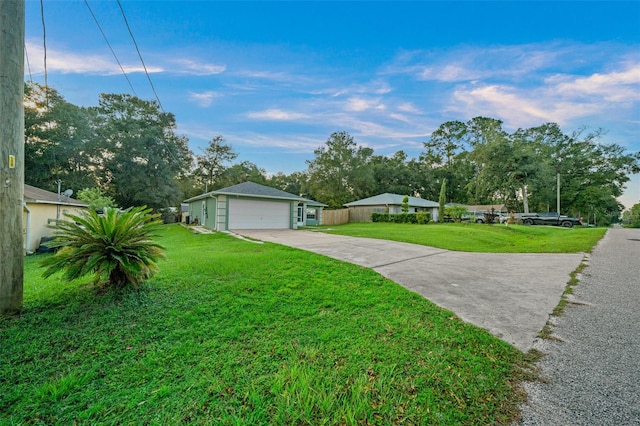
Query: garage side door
[[228, 198, 291, 229]]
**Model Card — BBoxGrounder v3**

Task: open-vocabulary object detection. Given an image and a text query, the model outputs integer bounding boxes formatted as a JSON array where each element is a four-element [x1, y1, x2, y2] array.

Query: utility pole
[[556, 172, 561, 214], [0, 0, 25, 314]]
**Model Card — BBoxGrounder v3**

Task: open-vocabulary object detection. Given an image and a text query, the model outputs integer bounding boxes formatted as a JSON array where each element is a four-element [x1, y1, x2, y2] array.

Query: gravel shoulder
[[518, 227, 640, 425]]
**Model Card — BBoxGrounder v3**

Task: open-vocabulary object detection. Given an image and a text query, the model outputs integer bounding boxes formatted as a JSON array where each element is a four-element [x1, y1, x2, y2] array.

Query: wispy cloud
[[549, 64, 640, 102], [171, 59, 226, 76], [247, 109, 309, 120], [25, 41, 160, 75], [449, 60, 640, 128], [188, 90, 220, 107], [26, 41, 226, 77], [344, 96, 386, 112], [386, 43, 593, 83]]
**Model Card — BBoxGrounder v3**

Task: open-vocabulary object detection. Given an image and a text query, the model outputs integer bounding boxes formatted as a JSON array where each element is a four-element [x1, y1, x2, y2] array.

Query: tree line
[[25, 83, 639, 225]]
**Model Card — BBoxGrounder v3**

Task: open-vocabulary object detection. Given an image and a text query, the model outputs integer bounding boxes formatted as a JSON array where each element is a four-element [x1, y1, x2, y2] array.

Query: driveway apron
[[234, 229, 585, 353]]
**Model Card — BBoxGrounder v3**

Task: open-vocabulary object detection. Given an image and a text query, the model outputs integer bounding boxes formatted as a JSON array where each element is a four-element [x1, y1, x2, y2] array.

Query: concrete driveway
[[234, 229, 586, 353]]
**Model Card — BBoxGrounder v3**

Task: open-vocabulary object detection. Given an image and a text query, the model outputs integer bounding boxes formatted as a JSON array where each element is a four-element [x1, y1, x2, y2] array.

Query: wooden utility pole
[[0, 0, 25, 314]]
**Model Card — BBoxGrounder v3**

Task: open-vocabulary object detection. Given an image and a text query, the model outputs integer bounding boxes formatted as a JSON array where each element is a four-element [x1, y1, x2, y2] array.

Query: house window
[[306, 208, 316, 220]]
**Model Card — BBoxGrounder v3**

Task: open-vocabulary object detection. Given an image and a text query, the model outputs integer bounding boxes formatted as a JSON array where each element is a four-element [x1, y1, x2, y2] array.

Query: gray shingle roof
[[344, 193, 439, 208], [24, 184, 88, 207], [184, 181, 327, 206]]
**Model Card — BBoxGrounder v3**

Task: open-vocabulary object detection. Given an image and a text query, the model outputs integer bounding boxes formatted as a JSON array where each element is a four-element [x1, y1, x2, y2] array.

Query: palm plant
[[40, 206, 166, 289]]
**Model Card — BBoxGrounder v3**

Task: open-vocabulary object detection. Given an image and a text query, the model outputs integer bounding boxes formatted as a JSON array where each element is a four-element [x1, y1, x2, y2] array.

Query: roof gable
[[344, 193, 438, 208]]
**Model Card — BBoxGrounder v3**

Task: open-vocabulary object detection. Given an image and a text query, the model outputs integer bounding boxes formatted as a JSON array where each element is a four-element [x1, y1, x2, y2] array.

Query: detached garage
[[184, 181, 326, 231]]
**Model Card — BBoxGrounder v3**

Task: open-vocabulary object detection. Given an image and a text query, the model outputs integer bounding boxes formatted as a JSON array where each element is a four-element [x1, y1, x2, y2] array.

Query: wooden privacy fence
[[322, 209, 349, 225]]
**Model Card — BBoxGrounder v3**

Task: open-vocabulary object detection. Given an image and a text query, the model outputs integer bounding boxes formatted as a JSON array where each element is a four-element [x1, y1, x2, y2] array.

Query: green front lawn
[[311, 222, 606, 253], [1, 224, 536, 425]]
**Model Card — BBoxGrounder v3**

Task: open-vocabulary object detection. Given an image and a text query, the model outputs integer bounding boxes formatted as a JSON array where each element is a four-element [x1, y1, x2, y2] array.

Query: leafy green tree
[[421, 120, 475, 204], [76, 187, 118, 211], [401, 195, 409, 213], [527, 124, 639, 217], [40, 207, 165, 289], [24, 83, 96, 192], [438, 178, 447, 222], [194, 135, 238, 191], [371, 151, 417, 196], [444, 205, 467, 223], [622, 203, 640, 228], [217, 161, 267, 188], [266, 171, 309, 197], [306, 131, 375, 208], [464, 117, 509, 203], [90, 94, 193, 210]]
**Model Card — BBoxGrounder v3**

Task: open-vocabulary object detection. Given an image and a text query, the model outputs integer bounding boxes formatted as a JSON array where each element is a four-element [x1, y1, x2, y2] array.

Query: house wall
[[23, 203, 87, 253], [216, 195, 228, 230], [305, 206, 324, 226]]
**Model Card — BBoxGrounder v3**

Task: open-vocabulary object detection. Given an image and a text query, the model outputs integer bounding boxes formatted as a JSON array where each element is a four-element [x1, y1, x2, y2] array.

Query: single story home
[[23, 184, 89, 254], [183, 181, 327, 231], [344, 193, 440, 222]]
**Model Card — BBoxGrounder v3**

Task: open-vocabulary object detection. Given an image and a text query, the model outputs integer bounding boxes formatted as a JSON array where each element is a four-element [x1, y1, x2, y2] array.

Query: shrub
[[444, 205, 468, 223], [371, 212, 421, 224], [40, 206, 166, 290], [371, 212, 390, 222], [416, 212, 430, 224]]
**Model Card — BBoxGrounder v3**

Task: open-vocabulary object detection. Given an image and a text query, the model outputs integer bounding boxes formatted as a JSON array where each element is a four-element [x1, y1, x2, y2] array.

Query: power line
[[24, 44, 33, 83], [83, 0, 138, 97], [39, 0, 48, 108], [116, 0, 164, 112], [113, 1, 182, 166]]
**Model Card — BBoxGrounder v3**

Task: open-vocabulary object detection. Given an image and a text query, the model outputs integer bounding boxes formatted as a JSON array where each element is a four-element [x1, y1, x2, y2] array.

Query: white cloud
[[344, 96, 385, 112], [397, 102, 422, 114], [171, 59, 226, 76], [188, 91, 220, 107], [25, 41, 159, 75], [549, 64, 640, 102], [449, 61, 640, 128], [247, 109, 309, 120]]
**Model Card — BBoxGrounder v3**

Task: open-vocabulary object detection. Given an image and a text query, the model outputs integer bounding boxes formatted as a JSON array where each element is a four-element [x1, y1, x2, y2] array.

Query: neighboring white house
[[183, 182, 327, 231], [344, 193, 440, 222], [23, 184, 89, 254]]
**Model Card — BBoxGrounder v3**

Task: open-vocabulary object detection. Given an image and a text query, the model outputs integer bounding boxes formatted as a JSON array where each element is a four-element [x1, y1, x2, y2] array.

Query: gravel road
[[518, 227, 640, 425]]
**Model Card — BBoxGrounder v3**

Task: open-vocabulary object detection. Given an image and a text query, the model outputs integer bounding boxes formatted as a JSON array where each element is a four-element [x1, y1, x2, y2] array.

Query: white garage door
[[228, 198, 290, 229]]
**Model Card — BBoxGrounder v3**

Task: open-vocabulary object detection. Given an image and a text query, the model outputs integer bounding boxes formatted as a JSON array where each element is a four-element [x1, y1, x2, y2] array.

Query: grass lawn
[[1, 224, 537, 425], [310, 222, 607, 253]]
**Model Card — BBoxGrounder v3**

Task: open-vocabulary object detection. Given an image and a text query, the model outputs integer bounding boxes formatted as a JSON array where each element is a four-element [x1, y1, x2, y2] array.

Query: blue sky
[[24, 1, 640, 208]]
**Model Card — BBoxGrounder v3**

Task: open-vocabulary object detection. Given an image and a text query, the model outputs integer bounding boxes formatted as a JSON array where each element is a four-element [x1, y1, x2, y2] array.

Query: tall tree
[[371, 151, 417, 196], [306, 131, 374, 208], [464, 117, 509, 203], [194, 135, 238, 191], [438, 178, 447, 222], [24, 83, 96, 192], [421, 120, 473, 204], [267, 171, 309, 197], [91, 94, 192, 210], [217, 161, 266, 188]]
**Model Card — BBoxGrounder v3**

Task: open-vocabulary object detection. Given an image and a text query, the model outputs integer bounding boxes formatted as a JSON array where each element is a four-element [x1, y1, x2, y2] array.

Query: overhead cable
[[83, 0, 138, 96], [116, 0, 164, 112], [39, 0, 48, 108]]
